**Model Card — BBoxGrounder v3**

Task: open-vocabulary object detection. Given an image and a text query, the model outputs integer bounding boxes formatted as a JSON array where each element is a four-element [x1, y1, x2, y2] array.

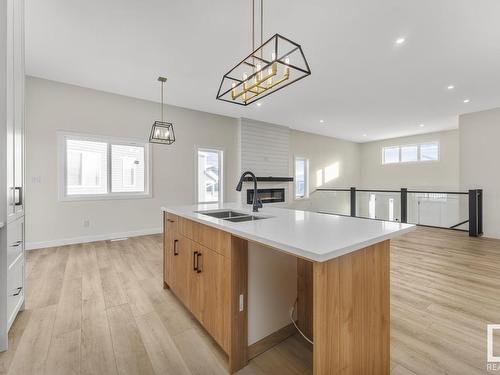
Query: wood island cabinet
[[163, 212, 246, 370], [164, 210, 391, 374]]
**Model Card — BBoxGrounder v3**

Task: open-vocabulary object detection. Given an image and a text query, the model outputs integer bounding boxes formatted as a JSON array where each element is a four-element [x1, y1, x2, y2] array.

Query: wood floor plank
[[135, 311, 191, 375], [81, 267, 118, 375], [99, 266, 128, 309], [7, 305, 57, 375], [106, 304, 155, 375], [52, 276, 82, 336], [44, 329, 81, 375], [172, 328, 228, 375]]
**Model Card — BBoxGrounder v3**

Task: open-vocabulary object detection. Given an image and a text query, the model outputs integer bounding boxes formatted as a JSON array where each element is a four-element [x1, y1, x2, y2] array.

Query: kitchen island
[[162, 203, 414, 374]]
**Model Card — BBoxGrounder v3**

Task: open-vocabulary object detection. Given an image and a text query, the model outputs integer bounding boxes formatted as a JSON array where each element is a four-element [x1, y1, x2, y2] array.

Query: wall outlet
[[83, 219, 90, 228], [239, 294, 244, 312]]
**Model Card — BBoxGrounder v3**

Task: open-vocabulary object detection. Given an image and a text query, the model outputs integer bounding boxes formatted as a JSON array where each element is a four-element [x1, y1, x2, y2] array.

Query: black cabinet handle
[[12, 287, 22, 296], [193, 251, 198, 271], [196, 253, 202, 273], [167, 219, 175, 223], [11, 240, 22, 247], [173, 239, 179, 256], [14, 187, 22, 206]]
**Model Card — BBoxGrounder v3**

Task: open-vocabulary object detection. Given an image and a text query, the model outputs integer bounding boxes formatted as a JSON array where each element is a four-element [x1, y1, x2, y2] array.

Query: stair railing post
[[469, 189, 481, 237], [401, 188, 408, 223], [350, 187, 356, 217]]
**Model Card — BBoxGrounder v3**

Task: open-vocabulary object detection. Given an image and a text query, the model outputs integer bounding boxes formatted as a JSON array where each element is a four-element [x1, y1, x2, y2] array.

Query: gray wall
[[360, 130, 460, 190], [26, 77, 240, 247], [460, 107, 500, 239]]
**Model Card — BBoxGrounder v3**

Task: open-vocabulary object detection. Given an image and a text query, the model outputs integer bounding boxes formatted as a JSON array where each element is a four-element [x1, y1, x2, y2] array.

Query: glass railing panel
[[310, 189, 350, 216], [407, 192, 469, 230], [355, 191, 402, 222]]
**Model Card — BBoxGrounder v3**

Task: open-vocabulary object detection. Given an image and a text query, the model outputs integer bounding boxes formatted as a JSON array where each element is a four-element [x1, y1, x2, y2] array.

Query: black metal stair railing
[[311, 187, 483, 237]]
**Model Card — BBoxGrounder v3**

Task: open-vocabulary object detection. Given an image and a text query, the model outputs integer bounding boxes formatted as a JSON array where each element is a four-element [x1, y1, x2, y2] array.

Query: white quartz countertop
[[163, 203, 415, 262]]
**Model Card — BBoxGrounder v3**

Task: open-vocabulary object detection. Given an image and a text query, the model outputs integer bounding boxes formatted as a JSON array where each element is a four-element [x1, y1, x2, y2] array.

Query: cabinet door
[[188, 243, 202, 320], [172, 236, 191, 307], [164, 214, 178, 288], [13, 0, 24, 217], [6, 0, 15, 221], [197, 245, 230, 352]]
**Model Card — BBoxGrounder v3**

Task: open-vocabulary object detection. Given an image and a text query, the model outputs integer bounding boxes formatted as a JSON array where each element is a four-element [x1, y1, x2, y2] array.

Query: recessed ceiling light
[[363, 134, 367, 137], [419, 123, 425, 128], [447, 85, 455, 90], [463, 99, 470, 103], [319, 119, 324, 123], [395, 37, 406, 45], [256, 102, 262, 107]]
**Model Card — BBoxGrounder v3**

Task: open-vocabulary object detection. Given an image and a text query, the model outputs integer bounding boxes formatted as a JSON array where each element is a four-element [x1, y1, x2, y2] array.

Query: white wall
[[460, 107, 500, 239], [239, 118, 290, 207], [289, 130, 361, 214], [25, 77, 240, 248], [360, 130, 460, 190]]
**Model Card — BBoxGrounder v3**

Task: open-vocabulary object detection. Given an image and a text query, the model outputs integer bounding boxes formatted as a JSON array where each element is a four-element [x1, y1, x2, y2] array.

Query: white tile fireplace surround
[[239, 118, 292, 208]]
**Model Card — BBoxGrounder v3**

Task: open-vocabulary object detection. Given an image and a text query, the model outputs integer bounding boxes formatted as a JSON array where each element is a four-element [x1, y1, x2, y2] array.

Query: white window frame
[[382, 141, 440, 165], [57, 131, 152, 201], [195, 147, 224, 204], [294, 156, 309, 200]]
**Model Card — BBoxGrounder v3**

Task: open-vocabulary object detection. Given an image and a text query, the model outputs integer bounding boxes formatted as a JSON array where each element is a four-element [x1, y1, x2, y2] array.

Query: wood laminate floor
[[0, 227, 498, 374]]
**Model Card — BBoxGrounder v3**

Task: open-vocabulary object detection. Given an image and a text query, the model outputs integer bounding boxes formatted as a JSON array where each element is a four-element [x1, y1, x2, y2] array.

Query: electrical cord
[[289, 298, 314, 345]]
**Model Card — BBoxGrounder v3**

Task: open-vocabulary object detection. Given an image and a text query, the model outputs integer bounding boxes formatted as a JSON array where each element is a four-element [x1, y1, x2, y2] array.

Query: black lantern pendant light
[[149, 76, 175, 145], [216, 0, 311, 106]]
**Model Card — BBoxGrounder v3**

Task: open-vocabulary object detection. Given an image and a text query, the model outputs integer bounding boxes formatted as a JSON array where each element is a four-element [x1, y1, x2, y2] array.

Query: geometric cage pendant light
[[149, 76, 176, 145], [216, 0, 311, 106]]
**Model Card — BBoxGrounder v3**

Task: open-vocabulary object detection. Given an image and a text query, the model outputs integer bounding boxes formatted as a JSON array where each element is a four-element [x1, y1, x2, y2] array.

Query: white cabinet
[[7, 254, 24, 330], [0, 0, 25, 352]]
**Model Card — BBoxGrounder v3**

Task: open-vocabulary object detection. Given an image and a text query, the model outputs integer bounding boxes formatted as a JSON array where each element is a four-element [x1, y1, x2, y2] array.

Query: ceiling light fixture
[[419, 123, 425, 128], [256, 102, 262, 107], [216, 0, 311, 106], [395, 37, 406, 45], [463, 99, 470, 103], [447, 85, 455, 90], [320, 119, 324, 123], [363, 134, 367, 137], [149, 77, 175, 145]]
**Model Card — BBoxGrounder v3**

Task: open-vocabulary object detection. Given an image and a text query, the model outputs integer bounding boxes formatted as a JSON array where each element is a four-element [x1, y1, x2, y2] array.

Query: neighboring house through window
[[197, 148, 223, 203]]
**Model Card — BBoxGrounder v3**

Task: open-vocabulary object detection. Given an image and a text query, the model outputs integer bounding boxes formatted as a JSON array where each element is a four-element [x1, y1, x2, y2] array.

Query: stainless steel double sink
[[196, 209, 270, 223]]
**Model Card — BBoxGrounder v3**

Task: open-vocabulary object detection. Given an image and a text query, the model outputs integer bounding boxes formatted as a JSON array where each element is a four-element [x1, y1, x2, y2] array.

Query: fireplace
[[247, 188, 285, 204]]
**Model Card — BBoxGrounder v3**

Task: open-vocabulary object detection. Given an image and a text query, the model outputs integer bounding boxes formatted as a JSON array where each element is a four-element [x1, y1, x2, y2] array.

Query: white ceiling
[[26, 0, 500, 142]]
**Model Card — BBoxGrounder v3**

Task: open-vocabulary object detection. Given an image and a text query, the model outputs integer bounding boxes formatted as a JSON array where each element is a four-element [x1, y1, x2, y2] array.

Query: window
[[383, 147, 400, 164], [295, 157, 309, 199], [401, 145, 418, 162], [197, 148, 223, 203], [58, 132, 151, 200], [382, 142, 439, 164], [111, 144, 145, 192], [420, 142, 439, 161]]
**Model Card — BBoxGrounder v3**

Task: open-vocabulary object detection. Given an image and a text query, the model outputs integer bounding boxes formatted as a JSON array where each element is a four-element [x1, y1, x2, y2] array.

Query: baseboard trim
[[248, 323, 297, 360], [25, 227, 162, 250]]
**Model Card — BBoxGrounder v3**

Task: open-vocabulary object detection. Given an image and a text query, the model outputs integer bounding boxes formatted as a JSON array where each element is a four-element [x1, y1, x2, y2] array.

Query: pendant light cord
[[252, 0, 254, 51], [261, 0, 263, 46], [161, 80, 164, 122], [251, 0, 264, 51]]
